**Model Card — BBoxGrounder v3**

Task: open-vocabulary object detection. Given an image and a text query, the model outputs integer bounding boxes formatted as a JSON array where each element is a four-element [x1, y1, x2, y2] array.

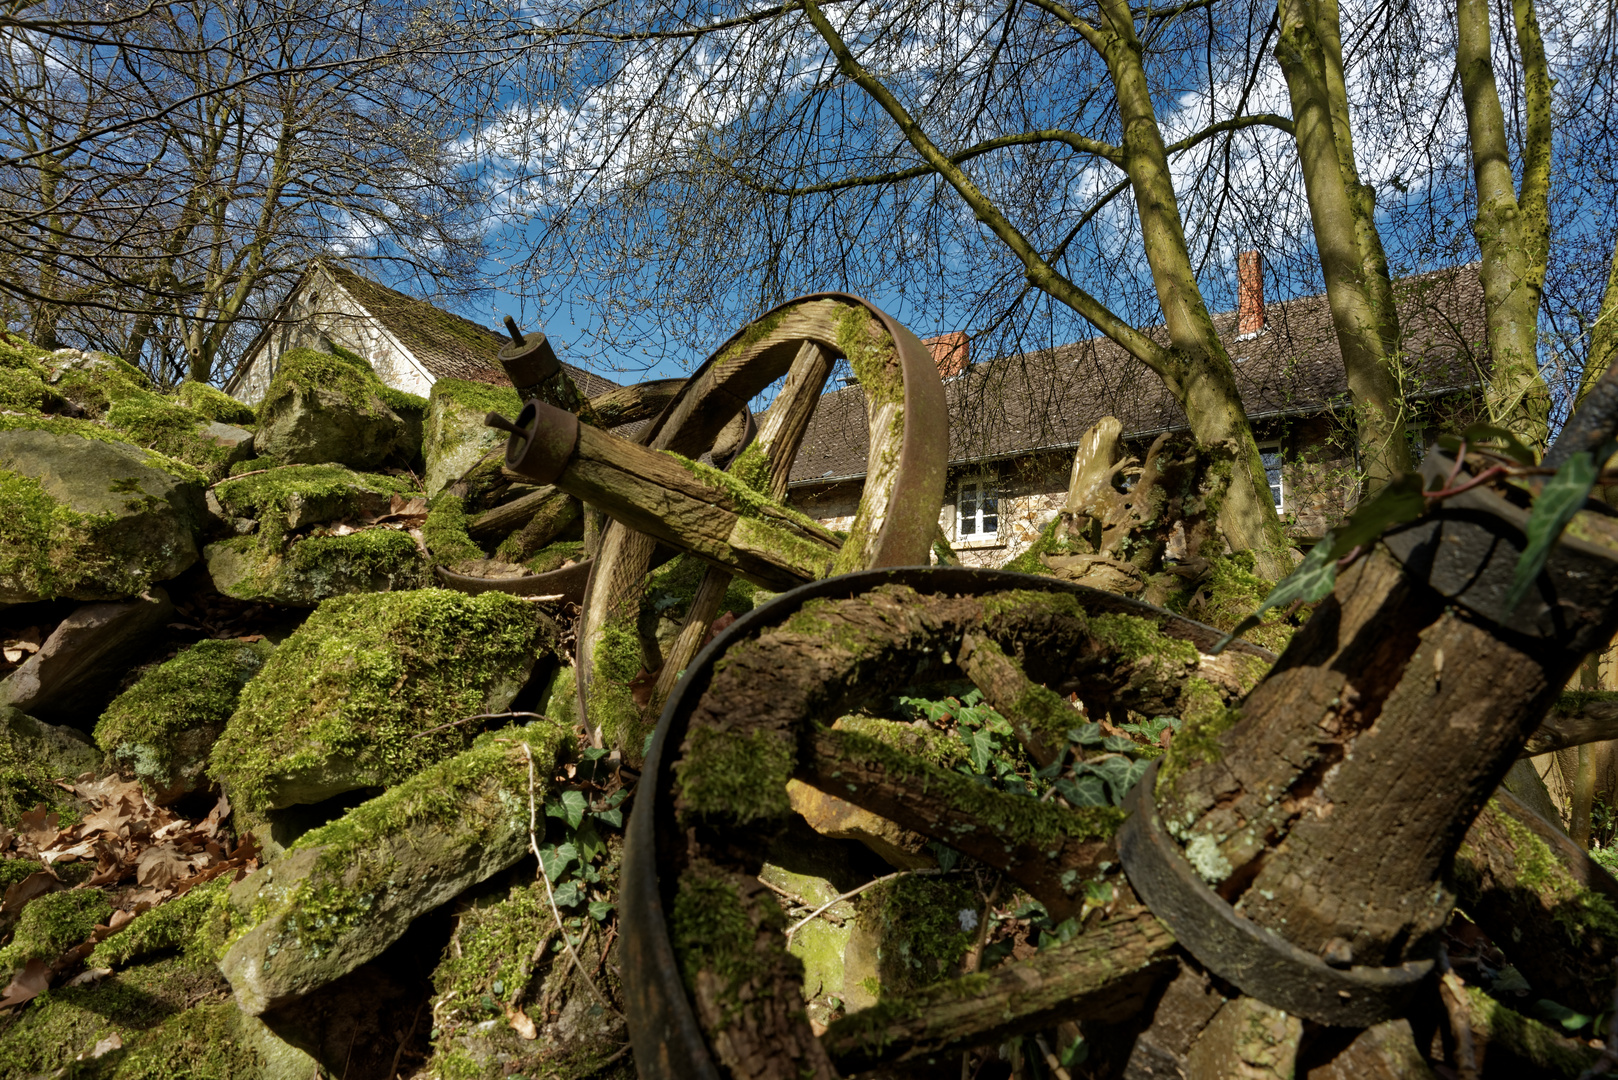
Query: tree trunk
[[1275, 0, 1413, 491], [1456, 0, 1555, 451]]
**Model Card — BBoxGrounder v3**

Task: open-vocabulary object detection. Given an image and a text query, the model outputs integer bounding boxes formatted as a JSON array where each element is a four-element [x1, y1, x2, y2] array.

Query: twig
[[521, 742, 623, 1020], [784, 868, 944, 941], [577, 1042, 632, 1079], [412, 711, 546, 739], [1033, 1033, 1073, 1080], [207, 462, 303, 489]]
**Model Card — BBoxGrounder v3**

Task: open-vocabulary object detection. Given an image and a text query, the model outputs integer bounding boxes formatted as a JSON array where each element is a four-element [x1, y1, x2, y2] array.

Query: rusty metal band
[[622, 567, 1275, 1079], [1382, 451, 1618, 654], [1117, 759, 1434, 1027], [432, 559, 593, 604]]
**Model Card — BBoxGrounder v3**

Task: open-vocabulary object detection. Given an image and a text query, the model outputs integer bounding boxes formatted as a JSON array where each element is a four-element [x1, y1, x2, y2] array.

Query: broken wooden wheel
[[494, 293, 951, 756], [619, 565, 1280, 1079]]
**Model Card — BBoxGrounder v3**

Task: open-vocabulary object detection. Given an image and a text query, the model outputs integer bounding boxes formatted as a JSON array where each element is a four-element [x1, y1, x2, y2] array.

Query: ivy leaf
[[552, 879, 583, 908], [1506, 447, 1613, 614], [559, 790, 587, 829], [967, 728, 995, 774], [1066, 722, 1105, 748], [1055, 774, 1109, 807], [539, 842, 578, 882], [1215, 473, 1428, 653], [1532, 998, 1594, 1033], [597, 807, 624, 829], [588, 900, 615, 922]]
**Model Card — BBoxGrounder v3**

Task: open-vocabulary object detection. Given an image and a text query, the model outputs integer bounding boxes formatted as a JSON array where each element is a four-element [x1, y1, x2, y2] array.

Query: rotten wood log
[[500, 490, 583, 561], [1522, 692, 1618, 756], [1156, 482, 1618, 970], [1454, 787, 1618, 1015], [501, 399, 841, 591], [587, 377, 685, 430], [821, 901, 1176, 1074]]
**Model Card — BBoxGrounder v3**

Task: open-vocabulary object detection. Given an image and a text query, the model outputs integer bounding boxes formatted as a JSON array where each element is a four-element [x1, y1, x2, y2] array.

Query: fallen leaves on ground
[[0, 782, 258, 1012]]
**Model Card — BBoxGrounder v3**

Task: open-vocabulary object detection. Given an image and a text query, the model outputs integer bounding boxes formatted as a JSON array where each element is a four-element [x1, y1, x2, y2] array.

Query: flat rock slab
[[205, 531, 428, 607], [0, 428, 204, 603], [220, 722, 567, 1014], [0, 590, 173, 726]]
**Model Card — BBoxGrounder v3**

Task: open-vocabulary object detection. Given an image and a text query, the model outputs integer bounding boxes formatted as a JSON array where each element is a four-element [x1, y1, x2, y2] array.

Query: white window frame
[[955, 476, 1001, 545], [1258, 441, 1285, 514]]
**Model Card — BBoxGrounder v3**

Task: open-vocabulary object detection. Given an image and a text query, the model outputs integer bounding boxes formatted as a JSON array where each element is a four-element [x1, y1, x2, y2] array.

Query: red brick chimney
[[1237, 250, 1265, 338], [924, 331, 970, 378]]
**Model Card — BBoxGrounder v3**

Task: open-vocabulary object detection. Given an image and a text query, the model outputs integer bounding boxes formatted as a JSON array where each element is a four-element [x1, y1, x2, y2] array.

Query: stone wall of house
[[233, 274, 435, 405]]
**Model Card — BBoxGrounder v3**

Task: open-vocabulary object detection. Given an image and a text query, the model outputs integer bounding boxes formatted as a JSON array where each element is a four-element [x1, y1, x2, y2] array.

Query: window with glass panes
[[957, 478, 999, 540], [1259, 444, 1284, 512]]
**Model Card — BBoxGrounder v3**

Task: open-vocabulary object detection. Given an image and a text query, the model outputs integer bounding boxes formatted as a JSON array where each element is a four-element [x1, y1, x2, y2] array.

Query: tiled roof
[[787, 265, 1487, 487], [321, 264, 619, 399]]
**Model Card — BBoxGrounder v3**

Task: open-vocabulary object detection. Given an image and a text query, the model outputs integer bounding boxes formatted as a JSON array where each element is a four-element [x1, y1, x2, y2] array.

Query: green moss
[[227, 456, 277, 476], [675, 726, 795, 824], [212, 464, 412, 549], [95, 639, 274, 798], [833, 714, 969, 771], [1173, 552, 1292, 653], [1490, 799, 1618, 943], [0, 337, 51, 372], [830, 729, 1122, 855], [207, 528, 426, 604], [1087, 612, 1200, 666], [105, 391, 246, 480], [1002, 515, 1080, 576], [1158, 682, 1239, 792], [424, 490, 486, 564], [1462, 985, 1600, 1076], [430, 878, 558, 1016], [210, 588, 550, 815], [0, 413, 205, 486], [430, 377, 522, 419], [260, 722, 566, 956], [377, 385, 428, 417], [835, 304, 901, 407], [670, 867, 779, 994], [262, 348, 392, 419], [88, 877, 234, 969], [0, 711, 88, 828], [524, 540, 585, 574], [714, 309, 787, 370], [0, 889, 111, 967], [586, 618, 649, 757], [91, 999, 275, 1079], [729, 440, 773, 495], [0, 856, 47, 891], [545, 664, 578, 728], [0, 951, 230, 1078], [0, 368, 65, 413], [174, 380, 254, 426], [865, 874, 978, 994], [664, 450, 836, 539], [1554, 689, 1618, 715]]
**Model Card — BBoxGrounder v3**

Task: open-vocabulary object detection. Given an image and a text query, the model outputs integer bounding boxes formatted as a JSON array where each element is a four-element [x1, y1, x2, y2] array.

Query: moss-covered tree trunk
[[1275, 0, 1414, 492], [1457, 0, 1555, 452], [801, 0, 1290, 579]]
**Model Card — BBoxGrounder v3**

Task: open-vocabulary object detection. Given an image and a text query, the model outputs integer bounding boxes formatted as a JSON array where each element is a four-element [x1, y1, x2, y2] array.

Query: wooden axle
[[492, 399, 841, 591]]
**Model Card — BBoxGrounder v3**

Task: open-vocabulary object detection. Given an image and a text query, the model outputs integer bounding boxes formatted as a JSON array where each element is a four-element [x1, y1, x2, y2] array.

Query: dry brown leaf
[[2, 626, 43, 663], [17, 806, 61, 849], [40, 838, 98, 866], [505, 1004, 538, 1040], [67, 968, 111, 988], [134, 842, 204, 889], [0, 870, 63, 920], [86, 1032, 122, 1058], [0, 959, 49, 1009]]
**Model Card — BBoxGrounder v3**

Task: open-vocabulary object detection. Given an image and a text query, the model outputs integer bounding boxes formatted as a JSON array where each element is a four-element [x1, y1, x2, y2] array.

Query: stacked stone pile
[[0, 336, 630, 1079]]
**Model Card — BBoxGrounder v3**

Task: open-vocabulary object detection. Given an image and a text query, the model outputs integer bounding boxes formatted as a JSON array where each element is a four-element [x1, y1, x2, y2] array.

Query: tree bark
[[1275, 0, 1413, 491], [1456, 0, 1555, 451]]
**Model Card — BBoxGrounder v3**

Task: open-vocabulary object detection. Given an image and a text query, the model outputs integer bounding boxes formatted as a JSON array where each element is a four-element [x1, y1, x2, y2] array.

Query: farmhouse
[[225, 261, 618, 405], [786, 259, 1489, 564]]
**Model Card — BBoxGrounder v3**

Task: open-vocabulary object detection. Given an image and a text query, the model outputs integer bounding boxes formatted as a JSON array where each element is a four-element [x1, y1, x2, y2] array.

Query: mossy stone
[[0, 707, 99, 828], [219, 721, 568, 1014], [423, 490, 486, 565], [0, 888, 111, 980], [204, 529, 429, 606], [211, 464, 412, 549], [209, 589, 553, 813], [175, 380, 255, 426], [423, 378, 523, 497], [103, 393, 254, 482], [95, 639, 275, 804], [254, 348, 407, 469], [0, 428, 204, 603]]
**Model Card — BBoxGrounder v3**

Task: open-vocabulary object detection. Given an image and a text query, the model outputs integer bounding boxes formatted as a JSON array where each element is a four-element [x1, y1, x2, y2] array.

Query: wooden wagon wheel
[[620, 566, 1280, 1080], [567, 294, 950, 756]]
